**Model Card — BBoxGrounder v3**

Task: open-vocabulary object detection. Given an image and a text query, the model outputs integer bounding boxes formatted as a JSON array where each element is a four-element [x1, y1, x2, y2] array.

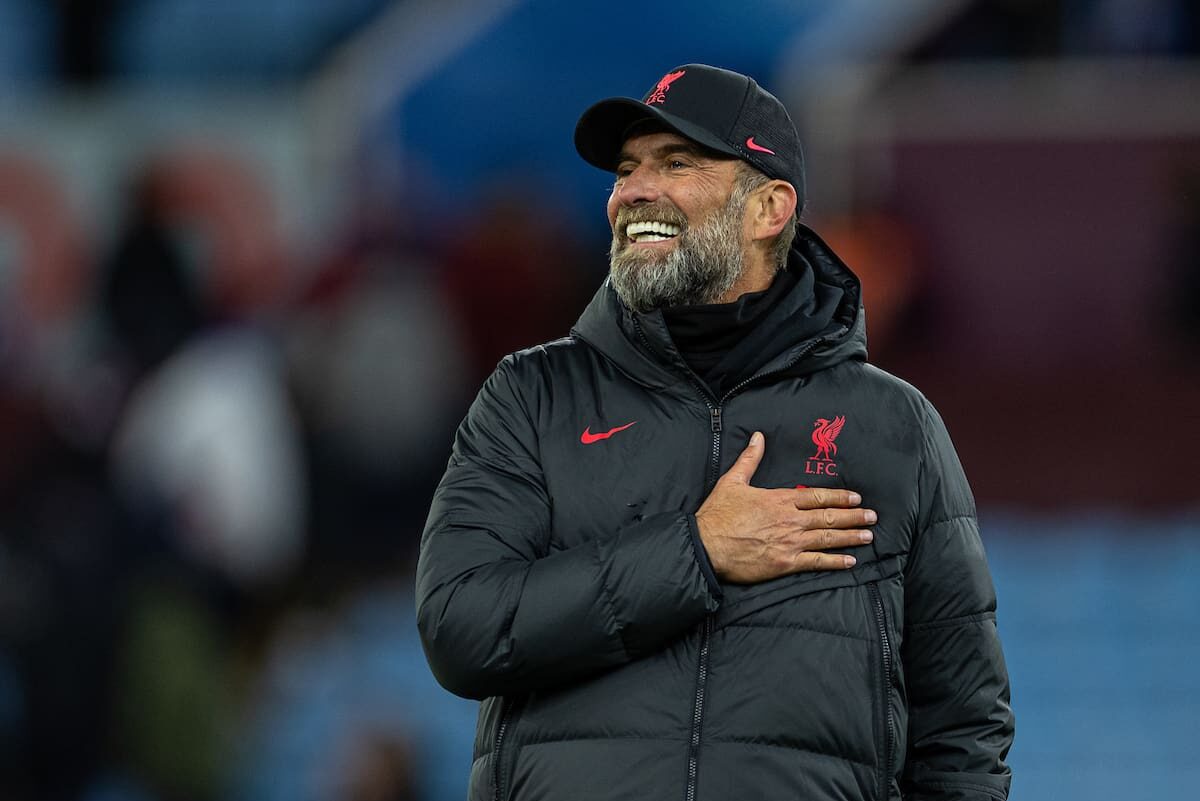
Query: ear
[[748, 180, 798, 243]]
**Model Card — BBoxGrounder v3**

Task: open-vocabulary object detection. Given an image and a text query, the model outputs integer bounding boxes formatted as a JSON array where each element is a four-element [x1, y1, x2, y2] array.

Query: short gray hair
[[733, 161, 797, 271]]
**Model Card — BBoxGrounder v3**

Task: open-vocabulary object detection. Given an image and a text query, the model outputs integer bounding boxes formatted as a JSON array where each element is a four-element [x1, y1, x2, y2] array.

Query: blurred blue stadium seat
[[0, 0, 53, 87], [986, 516, 1200, 800], [111, 0, 387, 81]]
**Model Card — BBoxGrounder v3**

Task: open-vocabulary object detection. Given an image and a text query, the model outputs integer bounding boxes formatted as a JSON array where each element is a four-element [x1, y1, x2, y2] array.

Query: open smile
[[625, 220, 682, 245]]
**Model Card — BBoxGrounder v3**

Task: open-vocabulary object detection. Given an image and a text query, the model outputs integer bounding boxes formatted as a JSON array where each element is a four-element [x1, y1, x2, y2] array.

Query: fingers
[[793, 486, 865, 510], [781, 513, 876, 576], [721, 431, 765, 486], [792, 551, 858, 571], [794, 526, 873, 553], [784, 527, 870, 573], [799, 506, 877, 531]]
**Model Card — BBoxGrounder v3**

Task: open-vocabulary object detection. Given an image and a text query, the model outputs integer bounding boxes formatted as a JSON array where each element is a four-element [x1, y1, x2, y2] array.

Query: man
[[416, 64, 1014, 801]]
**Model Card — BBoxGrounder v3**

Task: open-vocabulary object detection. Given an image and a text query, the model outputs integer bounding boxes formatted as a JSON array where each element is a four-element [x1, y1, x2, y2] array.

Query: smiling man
[[606, 131, 785, 313], [417, 64, 1014, 801]]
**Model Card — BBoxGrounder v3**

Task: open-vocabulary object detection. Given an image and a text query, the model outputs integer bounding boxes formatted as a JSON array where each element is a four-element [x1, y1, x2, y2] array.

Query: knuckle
[[811, 488, 828, 506], [823, 509, 836, 527]]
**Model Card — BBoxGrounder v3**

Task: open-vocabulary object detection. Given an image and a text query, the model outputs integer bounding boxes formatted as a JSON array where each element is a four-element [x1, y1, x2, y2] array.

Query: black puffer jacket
[[417, 226, 1014, 801]]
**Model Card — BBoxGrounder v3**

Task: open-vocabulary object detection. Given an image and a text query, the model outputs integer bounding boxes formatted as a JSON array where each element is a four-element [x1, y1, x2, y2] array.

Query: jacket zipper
[[684, 401, 722, 801], [493, 697, 520, 801], [867, 582, 895, 800], [685, 614, 714, 801], [630, 317, 848, 801]]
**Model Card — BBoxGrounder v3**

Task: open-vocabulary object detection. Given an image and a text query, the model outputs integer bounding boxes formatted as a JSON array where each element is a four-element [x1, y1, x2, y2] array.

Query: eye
[[668, 159, 688, 170]]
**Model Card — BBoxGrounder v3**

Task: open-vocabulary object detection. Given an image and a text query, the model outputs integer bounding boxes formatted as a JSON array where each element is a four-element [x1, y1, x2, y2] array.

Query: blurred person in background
[[63, 157, 304, 801], [286, 145, 471, 568], [416, 64, 1013, 801], [104, 161, 305, 591]]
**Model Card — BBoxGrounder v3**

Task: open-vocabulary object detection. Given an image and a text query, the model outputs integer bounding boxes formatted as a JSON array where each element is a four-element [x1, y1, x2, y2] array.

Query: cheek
[[606, 192, 620, 230]]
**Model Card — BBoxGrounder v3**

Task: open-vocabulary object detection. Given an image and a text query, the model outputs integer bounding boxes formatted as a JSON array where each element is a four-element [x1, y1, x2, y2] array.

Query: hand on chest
[[542, 391, 917, 557]]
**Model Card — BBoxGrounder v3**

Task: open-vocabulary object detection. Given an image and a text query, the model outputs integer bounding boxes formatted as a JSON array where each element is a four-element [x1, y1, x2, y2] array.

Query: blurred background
[[0, 1, 1197, 799]]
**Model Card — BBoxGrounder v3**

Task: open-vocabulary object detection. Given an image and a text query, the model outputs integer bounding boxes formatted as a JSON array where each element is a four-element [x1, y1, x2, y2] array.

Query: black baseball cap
[[574, 63, 806, 212]]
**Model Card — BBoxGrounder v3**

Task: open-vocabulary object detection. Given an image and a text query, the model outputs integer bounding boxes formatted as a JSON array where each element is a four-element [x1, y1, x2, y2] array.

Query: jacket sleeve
[[415, 355, 720, 700], [900, 400, 1015, 801]]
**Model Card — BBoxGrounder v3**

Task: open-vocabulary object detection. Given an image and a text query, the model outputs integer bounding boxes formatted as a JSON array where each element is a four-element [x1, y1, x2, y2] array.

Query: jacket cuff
[[686, 513, 723, 602]]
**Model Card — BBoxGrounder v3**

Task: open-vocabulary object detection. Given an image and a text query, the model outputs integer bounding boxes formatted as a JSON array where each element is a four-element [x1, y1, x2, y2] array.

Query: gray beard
[[608, 191, 748, 313]]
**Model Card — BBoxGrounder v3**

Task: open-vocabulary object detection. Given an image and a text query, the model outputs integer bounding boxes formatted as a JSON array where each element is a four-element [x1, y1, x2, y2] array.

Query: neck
[[714, 250, 776, 304]]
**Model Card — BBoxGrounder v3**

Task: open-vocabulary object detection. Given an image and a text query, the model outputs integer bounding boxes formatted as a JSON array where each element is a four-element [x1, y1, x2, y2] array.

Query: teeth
[[626, 221, 682, 239]]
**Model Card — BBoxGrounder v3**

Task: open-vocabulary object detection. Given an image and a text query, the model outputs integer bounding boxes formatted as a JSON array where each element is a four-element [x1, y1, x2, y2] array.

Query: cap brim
[[574, 97, 741, 173]]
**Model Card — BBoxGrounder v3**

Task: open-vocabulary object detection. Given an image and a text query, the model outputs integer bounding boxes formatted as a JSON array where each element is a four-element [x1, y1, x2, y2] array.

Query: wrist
[[686, 514, 722, 597]]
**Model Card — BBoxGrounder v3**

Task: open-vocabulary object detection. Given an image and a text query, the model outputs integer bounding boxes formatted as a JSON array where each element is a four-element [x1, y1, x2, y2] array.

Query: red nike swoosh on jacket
[[580, 421, 637, 444]]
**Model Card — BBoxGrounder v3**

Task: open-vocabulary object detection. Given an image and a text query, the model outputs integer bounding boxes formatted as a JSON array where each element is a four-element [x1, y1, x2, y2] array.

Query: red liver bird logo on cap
[[811, 415, 846, 461], [646, 70, 686, 105]]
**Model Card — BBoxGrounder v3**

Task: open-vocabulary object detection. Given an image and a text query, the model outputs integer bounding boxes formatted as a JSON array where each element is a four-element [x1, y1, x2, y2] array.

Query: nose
[[613, 163, 661, 207]]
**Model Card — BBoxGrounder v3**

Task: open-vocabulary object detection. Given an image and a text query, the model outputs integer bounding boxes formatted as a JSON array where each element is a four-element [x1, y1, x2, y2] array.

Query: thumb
[[723, 431, 765, 486]]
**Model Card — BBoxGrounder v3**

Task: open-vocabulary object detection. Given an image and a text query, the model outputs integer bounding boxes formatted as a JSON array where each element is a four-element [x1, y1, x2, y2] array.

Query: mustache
[[614, 204, 688, 232]]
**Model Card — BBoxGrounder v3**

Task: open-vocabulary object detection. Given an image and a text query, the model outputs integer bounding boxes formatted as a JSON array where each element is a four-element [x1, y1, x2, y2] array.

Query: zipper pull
[[710, 407, 722, 434]]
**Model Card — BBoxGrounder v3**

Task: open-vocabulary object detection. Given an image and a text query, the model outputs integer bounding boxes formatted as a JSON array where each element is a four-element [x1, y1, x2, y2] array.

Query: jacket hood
[[571, 223, 867, 394]]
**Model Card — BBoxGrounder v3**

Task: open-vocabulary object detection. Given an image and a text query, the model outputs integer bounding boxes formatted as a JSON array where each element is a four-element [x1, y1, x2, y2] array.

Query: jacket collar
[[571, 224, 867, 395]]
